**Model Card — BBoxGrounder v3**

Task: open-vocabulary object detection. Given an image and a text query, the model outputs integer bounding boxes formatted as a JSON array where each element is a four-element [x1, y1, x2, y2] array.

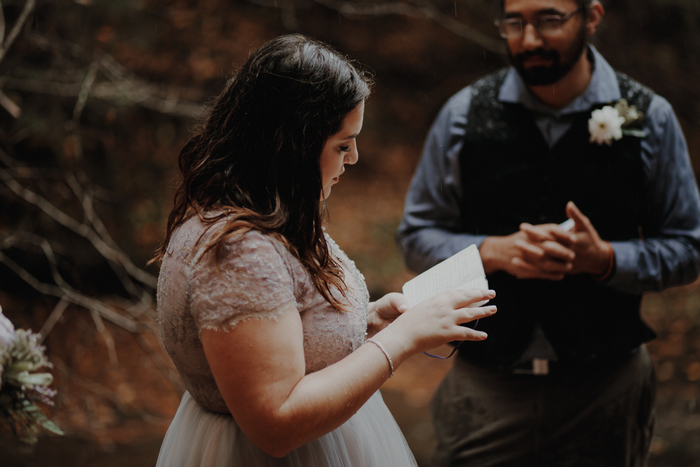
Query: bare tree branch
[[407, 0, 505, 53], [1, 32, 204, 119], [64, 172, 155, 309], [0, 230, 144, 339], [1, 75, 204, 119], [0, 0, 36, 64], [97, 53, 204, 118], [34, 236, 135, 366], [249, 0, 506, 53], [0, 168, 158, 289], [325, 0, 504, 53], [0, 1, 6, 49], [90, 308, 118, 366], [66, 59, 99, 161], [0, 250, 141, 332], [73, 60, 99, 121], [38, 297, 69, 344], [0, 88, 19, 117], [0, 141, 159, 371], [0, 0, 38, 117]]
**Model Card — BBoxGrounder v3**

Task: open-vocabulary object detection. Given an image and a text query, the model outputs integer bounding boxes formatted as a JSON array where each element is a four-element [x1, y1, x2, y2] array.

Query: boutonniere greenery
[[588, 99, 647, 146]]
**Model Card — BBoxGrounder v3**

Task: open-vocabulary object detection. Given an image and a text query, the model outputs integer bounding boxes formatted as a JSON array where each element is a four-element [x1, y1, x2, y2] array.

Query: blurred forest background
[[0, 0, 699, 465]]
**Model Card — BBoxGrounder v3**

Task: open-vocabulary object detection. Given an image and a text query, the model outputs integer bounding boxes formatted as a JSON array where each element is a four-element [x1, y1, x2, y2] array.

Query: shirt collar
[[498, 45, 620, 116]]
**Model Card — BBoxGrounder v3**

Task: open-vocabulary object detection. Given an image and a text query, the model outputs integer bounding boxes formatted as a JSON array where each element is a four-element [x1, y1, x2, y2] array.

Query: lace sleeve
[[188, 230, 296, 334]]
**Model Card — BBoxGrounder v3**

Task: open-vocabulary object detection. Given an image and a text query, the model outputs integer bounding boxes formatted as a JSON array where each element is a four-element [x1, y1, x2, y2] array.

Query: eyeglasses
[[496, 5, 584, 39]]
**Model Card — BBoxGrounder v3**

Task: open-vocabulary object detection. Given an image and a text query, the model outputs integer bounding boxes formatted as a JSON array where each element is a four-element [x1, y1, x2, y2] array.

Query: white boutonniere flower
[[588, 106, 625, 146], [588, 99, 647, 146]]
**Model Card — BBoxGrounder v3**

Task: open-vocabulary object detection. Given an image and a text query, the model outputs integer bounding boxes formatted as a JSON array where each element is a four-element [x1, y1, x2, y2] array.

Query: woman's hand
[[372, 288, 496, 362], [366, 292, 409, 337], [201, 288, 495, 458]]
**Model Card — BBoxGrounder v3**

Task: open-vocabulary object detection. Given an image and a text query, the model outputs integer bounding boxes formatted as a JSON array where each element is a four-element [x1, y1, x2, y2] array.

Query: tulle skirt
[[156, 390, 418, 467]]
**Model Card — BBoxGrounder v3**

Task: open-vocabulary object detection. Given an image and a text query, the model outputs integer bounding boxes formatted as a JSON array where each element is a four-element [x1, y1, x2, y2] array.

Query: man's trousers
[[431, 347, 656, 467]]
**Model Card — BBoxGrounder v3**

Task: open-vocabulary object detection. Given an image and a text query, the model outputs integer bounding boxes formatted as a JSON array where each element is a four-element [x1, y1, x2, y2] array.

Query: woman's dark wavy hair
[[154, 34, 372, 308]]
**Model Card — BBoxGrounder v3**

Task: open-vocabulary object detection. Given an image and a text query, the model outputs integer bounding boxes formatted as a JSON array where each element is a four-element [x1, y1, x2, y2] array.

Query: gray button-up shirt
[[397, 46, 700, 296]]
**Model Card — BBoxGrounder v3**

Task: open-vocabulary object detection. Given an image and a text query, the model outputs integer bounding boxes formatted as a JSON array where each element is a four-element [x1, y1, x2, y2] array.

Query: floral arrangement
[[588, 98, 647, 146], [0, 306, 63, 444]]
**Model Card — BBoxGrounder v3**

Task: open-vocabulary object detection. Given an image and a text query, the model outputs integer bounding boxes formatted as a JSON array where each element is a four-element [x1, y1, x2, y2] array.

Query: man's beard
[[509, 28, 588, 86]]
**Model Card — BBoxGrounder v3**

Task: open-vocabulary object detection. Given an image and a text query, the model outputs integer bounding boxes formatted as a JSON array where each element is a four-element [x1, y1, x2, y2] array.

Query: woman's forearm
[[204, 289, 493, 457]]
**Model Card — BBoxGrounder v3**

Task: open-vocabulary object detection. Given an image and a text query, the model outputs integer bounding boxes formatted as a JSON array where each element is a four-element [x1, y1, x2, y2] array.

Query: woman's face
[[320, 102, 365, 199]]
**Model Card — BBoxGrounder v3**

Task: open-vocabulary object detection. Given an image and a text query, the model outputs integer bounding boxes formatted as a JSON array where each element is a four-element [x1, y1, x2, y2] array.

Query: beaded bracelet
[[366, 338, 394, 378]]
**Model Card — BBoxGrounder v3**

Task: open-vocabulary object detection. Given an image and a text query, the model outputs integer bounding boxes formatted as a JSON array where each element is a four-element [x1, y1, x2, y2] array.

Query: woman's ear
[[586, 1, 605, 36]]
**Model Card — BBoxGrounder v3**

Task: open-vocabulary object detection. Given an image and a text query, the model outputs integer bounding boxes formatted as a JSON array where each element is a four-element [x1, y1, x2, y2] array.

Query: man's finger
[[522, 222, 576, 246], [515, 239, 574, 264], [513, 245, 573, 273], [549, 227, 576, 246], [539, 240, 575, 262], [520, 223, 554, 242], [514, 239, 545, 258], [511, 258, 565, 280], [566, 201, 594, 233]]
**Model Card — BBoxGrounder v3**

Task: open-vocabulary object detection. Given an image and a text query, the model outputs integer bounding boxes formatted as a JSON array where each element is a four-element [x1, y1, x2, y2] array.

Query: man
[[396, 0, 700, 465]]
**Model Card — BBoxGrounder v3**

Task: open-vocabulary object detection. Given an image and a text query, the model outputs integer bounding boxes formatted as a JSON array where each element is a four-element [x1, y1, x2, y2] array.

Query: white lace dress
[[155, 216, 417, 467]]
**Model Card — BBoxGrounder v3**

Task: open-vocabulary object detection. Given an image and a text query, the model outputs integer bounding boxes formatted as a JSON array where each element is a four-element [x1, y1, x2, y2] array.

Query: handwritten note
[[402, 244, 489, 308]]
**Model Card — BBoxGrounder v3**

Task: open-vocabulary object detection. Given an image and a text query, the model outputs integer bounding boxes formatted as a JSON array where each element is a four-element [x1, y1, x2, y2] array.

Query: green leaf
[[5, 361, 35, 374], [40, 419, 65, 436], [16, 372, 53, 387], [22, 403, 42, 413], [622, 129, 647, 138]]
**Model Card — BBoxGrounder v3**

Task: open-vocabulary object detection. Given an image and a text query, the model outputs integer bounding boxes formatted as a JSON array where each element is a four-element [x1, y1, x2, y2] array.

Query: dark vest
[[457, 68, 656, 367]]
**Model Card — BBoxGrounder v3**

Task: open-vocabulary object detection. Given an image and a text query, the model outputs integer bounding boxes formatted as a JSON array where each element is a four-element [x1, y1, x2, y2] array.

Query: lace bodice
[[157, 215, 370, 413]]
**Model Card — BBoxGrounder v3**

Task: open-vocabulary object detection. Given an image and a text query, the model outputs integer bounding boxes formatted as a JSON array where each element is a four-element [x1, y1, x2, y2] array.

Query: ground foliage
[[0, 0, 698, 465]]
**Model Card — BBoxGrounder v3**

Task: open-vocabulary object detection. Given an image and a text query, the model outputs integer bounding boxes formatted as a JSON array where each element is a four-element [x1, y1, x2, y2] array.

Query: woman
[[154, 34, 495, 466]]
